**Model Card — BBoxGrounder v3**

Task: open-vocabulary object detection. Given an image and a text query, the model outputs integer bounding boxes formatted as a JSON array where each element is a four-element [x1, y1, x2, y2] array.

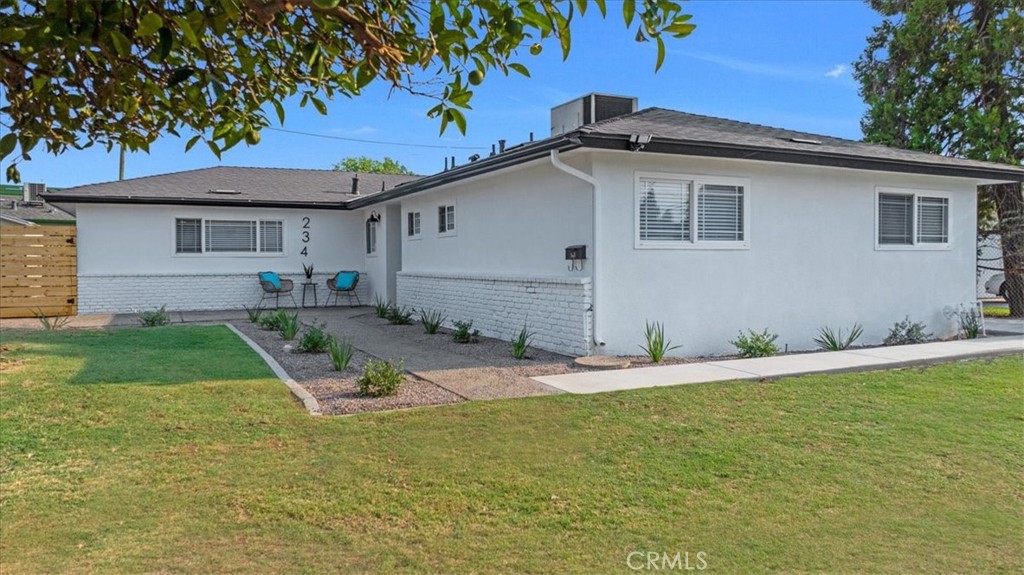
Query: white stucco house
[[48, 94, 1024, 357]]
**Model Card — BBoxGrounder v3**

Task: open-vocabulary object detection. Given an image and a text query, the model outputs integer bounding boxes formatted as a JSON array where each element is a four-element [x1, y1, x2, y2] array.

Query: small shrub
[[296, 322, 331, 353], [451, 320, 480, 343], [243, 304, 265, 323], [278, 312, 300, 341], [372, 295, 391, 318], [956, 306, 983, 339], [639, 321, 680, 362], [327, 336, 354, 371], [258, 310, 284, 331], [731, 328, 780, 358], [34, 310, 71, 331], [420, 309, 447, 334], [511, 324, 535, 359], [813, 323, 863, 351], [137, 306, 170, 327], [386, 305, 414, 325], [356, 358, 405, 397], [883, 316, 932, 346]]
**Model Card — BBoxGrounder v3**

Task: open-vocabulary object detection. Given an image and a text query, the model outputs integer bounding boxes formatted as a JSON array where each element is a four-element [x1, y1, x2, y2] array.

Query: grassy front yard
[[2, 326, 1022, 573]]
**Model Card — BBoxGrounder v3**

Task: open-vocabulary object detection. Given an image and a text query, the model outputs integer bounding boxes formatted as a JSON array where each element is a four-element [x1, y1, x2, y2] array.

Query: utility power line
[[265, 127, 489, 150]]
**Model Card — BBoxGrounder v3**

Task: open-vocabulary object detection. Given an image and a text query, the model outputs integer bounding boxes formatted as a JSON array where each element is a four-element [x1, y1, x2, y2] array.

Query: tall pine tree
[[855, 0, 1023, 315]]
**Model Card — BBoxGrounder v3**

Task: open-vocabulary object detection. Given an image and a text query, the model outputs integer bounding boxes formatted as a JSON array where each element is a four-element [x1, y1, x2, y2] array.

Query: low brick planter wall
[[78, 272, 371, 313], [397, 271, 592, 356]]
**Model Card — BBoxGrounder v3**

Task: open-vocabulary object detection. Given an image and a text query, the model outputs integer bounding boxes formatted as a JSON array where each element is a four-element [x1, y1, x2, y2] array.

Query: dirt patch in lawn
[[232, 321, 463, 415]]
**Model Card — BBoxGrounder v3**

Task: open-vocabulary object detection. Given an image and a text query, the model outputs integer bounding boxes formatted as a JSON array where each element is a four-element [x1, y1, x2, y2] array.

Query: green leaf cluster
[[0, 0, 695, 182]]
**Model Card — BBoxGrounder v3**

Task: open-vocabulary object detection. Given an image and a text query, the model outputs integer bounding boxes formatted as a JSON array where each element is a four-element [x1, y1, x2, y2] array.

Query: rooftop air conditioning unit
[[23, 182, 45, 202], [550, 93, 638, 136]]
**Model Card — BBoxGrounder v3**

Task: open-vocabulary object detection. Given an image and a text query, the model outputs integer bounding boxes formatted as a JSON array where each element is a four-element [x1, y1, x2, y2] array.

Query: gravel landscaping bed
[[231, 320, 463, 415]]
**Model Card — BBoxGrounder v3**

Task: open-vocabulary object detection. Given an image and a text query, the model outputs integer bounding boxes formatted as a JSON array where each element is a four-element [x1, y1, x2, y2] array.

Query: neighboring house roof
[[0, 198, 75, 224], [45, 166, 420, 208], [0, 212, 37, 226]]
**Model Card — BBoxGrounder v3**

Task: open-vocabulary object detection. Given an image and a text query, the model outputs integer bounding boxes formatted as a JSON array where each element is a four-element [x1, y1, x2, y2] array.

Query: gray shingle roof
[[580, 108, 1024, 179], [45, 166, 420, 207], [0, 199, 75, 222]]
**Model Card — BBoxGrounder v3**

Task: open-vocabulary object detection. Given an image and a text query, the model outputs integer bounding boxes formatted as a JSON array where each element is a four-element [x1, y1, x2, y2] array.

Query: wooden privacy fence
[[0, 224, 77, 318]]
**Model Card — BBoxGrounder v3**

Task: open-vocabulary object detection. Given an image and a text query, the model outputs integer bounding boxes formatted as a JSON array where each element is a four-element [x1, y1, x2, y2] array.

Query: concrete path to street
[[533, 336, 1023, 395]]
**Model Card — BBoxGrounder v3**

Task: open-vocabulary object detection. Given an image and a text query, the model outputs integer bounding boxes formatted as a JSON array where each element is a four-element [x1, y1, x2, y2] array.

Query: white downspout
[[550, 149, 605, 351]]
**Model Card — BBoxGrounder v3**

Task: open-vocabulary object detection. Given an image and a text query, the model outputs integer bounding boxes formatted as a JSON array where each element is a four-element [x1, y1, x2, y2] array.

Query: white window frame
[[634, 171, 750, 250], [173, 217, 285, 257], [874, 187, 952, 251], [406, 210, 422, 240], [437, 202, 457, 237]]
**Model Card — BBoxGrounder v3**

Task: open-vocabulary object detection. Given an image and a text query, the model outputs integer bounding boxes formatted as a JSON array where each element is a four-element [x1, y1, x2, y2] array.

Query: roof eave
[[40, 194, 351, 210], [579, 134, 1024, 183], [349, 137, 580, 209]]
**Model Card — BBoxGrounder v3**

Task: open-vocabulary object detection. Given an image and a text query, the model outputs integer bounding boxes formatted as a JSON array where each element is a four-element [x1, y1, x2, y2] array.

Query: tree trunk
[[992, 183, 1024, 316]]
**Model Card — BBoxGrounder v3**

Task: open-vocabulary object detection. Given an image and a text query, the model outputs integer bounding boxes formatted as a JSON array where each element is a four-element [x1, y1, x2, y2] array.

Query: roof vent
[[208, 189, 240, 195], [789, 137, 822, 145], [551, 93, 637, 136], [351, 175, 360, 195]]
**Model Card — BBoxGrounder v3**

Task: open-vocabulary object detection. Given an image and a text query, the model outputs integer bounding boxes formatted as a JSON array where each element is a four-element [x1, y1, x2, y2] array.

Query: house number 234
[[300, 216, 311, 257]]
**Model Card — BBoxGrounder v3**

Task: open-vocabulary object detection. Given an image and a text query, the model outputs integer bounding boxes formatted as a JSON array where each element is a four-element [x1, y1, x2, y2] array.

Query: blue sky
[[13, 1, 881, 187]]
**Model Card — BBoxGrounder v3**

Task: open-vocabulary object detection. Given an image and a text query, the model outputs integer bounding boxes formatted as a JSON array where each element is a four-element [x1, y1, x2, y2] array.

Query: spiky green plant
[[420, 309, 447, 334], [327, 336, 354, 371], [813, 323, 864, 351], [511, 324, 534, 359], [243, 304, 265, 323], [372, 295, 391, 318], [33, 310, 71, 331], [639, 321, 680, 363], [278, 312, 300, 341]]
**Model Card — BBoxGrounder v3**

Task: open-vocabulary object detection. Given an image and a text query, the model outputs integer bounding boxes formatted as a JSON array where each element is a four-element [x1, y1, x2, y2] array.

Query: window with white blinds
[[205, 220, 257, 252], [917, 197, 948, 243], [636, 173, 748, 248], [638, 178, 690, 241], [175, 218, 202, 253], [876, 189, 950, 248], [175, 218, 283, 254], [698, 184, 744, 242], [877, 193, 913, 245], [259, 220, 283, 253]]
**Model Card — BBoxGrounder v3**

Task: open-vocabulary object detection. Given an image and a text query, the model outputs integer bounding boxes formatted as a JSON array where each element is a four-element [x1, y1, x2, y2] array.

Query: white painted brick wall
[[397, 271, 592, 356], [78, 272, 371, 314]]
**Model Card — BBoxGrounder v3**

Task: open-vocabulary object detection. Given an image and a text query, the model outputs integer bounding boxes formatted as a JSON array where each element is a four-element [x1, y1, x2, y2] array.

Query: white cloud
[[824, 64, 847, 78], [673, 50, 803, 79], [329, 125, 379, 136]]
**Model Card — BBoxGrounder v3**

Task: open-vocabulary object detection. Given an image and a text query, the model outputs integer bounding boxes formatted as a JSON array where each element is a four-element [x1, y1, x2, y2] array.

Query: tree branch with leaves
[[0, 0, 695, 182]]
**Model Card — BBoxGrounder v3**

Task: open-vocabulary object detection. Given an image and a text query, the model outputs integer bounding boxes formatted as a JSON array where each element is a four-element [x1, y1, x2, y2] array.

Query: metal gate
[[0, 224, 77, 318]]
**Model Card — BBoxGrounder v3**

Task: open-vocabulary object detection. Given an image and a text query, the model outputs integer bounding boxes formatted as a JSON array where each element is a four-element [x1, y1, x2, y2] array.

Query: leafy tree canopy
[[332, 155, 414, 175], [854, 0, 1023, 315], [0, 0, 696, 182]]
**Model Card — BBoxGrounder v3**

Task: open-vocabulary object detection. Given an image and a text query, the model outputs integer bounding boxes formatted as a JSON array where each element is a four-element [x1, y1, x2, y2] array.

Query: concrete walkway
[[533, 336, 1024, 395], [986, 317, 1024, 335]]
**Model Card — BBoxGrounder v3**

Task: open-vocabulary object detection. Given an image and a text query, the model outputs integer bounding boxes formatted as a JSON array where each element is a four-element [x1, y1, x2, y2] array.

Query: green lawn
[[2, 326, 1022, 574]]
